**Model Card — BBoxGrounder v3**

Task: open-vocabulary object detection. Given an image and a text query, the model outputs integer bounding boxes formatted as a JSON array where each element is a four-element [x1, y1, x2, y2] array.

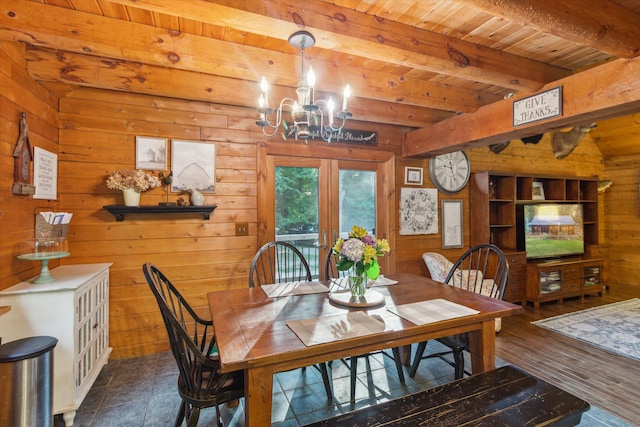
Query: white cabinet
[[0, 263, 112, 426]]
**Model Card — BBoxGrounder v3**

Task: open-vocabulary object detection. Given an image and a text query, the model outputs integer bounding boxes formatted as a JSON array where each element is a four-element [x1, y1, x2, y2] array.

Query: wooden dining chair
[[248, 242, 333, 402], [324, 250, 406, 402], [409, 244, 509, 379], [143, 263, 245, 427]]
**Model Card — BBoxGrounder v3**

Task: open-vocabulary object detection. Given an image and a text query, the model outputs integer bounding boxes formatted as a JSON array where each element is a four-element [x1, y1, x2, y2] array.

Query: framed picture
[[532, 181, 545, 200], [442, 199, 463, 248], [399, 187, 438, 235], [33, 147, 58, 200], [136, 136, 167, 170], [404, 166, 423, 185], [171, 139, 216, 193]]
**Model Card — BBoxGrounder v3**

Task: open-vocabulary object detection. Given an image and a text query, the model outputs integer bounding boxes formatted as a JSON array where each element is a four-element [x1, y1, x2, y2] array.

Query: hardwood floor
[[496, 284, 640, 425]]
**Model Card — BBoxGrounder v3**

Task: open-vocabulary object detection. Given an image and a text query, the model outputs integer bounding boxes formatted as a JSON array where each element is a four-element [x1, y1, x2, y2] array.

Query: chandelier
[[256, 31, 352, 142]]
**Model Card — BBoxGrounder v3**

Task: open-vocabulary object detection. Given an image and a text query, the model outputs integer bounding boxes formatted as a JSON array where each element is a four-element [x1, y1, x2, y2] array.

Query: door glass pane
[[275, 166, 320, 278], [339, 169, 376, 237]]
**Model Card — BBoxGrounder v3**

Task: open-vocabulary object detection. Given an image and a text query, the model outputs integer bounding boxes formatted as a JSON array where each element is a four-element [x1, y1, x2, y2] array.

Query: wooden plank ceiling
[[1, 0, 639, 157]]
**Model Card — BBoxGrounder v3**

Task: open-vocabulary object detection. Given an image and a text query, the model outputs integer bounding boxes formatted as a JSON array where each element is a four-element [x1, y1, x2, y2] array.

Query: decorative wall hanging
[[136, 136, 167, 170], [399, 188, 438, 235], [170, 140, 216, 194], [33, 147, 58, 200], [12, 112, 36, 195], [442, 200, 463, 249]]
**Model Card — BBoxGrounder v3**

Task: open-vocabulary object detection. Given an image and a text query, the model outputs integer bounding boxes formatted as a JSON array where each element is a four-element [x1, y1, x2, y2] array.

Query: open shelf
[[103, 205, 217, 221]]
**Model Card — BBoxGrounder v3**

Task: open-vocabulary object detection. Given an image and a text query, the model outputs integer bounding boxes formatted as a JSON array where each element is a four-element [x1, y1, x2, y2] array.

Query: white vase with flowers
[[106, 169, 161, 206]]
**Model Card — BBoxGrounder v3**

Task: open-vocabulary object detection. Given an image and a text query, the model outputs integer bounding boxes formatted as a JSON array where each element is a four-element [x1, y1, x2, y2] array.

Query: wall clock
[[428, 150, 470, 194]]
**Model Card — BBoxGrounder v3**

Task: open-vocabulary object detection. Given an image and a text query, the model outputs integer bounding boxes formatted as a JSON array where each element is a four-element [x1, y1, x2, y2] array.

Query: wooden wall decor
[[12, 112, 36, 195]]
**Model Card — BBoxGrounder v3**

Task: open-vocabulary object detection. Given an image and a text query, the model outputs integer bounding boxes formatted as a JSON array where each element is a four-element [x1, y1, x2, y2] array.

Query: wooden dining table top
[[207, 273, 523, 375]]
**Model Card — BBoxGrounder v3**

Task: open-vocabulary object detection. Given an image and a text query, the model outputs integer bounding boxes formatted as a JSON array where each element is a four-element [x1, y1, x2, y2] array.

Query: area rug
[[532, 298, 640, 361]]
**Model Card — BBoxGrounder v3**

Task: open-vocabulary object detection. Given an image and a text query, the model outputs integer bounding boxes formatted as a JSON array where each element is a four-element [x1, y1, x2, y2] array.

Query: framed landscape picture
[[135, 136, 167, 170], [170, 139, 216, 193]]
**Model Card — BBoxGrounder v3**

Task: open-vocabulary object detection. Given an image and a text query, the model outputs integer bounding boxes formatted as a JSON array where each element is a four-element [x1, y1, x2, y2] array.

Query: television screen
[[521, 204, 584, 259]]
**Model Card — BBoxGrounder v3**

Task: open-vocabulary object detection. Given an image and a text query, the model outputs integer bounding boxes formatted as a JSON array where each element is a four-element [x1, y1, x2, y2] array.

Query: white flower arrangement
[[106, 169, 161, 192]]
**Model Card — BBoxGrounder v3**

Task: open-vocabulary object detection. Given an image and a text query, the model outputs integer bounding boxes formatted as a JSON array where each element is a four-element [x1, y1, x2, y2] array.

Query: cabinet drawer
[[563, 279, 581, 291], [562, 266, 580, 280], [506, 253, 526, 266]]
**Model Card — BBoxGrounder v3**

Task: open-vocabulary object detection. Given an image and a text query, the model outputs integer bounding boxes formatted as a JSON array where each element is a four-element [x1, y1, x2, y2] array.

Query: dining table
[[207, 273, 523, 426]]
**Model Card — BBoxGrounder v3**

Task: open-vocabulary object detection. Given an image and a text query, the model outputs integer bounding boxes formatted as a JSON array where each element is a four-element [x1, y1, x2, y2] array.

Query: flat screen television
[[517, 203, 584, 260]]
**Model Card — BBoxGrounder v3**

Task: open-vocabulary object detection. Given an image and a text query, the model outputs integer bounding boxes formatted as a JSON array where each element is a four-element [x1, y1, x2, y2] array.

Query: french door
[[261, 153, 393, 280]]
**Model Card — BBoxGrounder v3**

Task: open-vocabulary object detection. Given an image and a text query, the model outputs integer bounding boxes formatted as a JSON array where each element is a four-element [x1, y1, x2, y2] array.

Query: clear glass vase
[[349, 269, 368, 297]]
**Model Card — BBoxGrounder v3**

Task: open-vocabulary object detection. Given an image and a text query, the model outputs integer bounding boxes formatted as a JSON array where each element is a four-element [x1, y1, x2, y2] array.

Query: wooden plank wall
[[603, 153, 640, 286], [57, 88, 265, 358], [0, 41, 60, 288], [1, 41, 610, 359]]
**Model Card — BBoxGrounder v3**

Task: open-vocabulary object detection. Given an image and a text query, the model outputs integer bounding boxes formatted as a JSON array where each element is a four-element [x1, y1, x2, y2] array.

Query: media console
[[469, 171, 603, 307], [526, 258, 604, 309]]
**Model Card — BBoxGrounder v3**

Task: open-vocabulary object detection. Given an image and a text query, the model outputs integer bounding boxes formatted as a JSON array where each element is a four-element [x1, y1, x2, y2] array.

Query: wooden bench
[[305, 365, 590, 426]]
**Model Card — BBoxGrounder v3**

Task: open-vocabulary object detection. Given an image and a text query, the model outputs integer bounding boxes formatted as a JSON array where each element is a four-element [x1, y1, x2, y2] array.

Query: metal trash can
[[0, 336, 58, 427]]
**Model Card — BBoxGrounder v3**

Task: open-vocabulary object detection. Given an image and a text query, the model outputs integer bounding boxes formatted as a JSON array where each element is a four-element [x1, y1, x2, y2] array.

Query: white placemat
[[261, 281, 329, 298], [287, 311, 386, 346], [387, 299, 480, 325]]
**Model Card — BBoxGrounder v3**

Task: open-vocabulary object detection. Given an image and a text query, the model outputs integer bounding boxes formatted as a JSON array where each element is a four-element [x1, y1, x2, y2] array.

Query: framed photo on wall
[[170, 139, 216, 193], [442, 199, 463, 248], [135, 136, 167, 170], [404, 166, 423, 185]]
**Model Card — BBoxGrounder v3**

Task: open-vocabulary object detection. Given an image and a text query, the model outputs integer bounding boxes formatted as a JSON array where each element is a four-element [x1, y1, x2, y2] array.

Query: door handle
[[322, 230, 328, 250]]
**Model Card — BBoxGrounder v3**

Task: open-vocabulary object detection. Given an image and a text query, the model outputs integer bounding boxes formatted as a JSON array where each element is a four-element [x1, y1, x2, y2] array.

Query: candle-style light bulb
[[260, 76, 269, 108], [307, 67, 316, 104], [328, 97, 334, 127], [307, 67, 316, 88], [342, 84, 351, 111], [258, 94, 265, 120]]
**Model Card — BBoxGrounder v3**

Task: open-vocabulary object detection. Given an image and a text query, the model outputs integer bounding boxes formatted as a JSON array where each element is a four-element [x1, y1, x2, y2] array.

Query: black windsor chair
[[143, 263, 244, 427], [409, 244, 509, 380]]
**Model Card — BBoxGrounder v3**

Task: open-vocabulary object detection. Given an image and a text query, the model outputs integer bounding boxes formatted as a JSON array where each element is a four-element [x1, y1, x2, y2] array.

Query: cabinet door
[[583, 264, 602, 288], [538, 268, 562, 295], [75, 269, 109, 391]]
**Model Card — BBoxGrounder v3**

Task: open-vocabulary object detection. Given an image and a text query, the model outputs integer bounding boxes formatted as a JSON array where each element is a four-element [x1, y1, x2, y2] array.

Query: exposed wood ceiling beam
[[0, 1, 499, 116], [403, 57, 640, 157], [105, 0, 570, 92], [456, 0, 640, 58], [24, 46, 452, 128]]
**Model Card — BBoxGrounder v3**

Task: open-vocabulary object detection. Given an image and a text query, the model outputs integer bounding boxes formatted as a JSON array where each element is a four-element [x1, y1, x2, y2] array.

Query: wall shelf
[[103, 204, 217, 221]]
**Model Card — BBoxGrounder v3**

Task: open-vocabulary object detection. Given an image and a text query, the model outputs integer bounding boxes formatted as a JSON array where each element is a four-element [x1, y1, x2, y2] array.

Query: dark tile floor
[[54, 342, 631, 426]]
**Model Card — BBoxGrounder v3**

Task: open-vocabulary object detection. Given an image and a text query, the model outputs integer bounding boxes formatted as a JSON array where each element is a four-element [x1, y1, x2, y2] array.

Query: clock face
[[428, 150, 470, 194]]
